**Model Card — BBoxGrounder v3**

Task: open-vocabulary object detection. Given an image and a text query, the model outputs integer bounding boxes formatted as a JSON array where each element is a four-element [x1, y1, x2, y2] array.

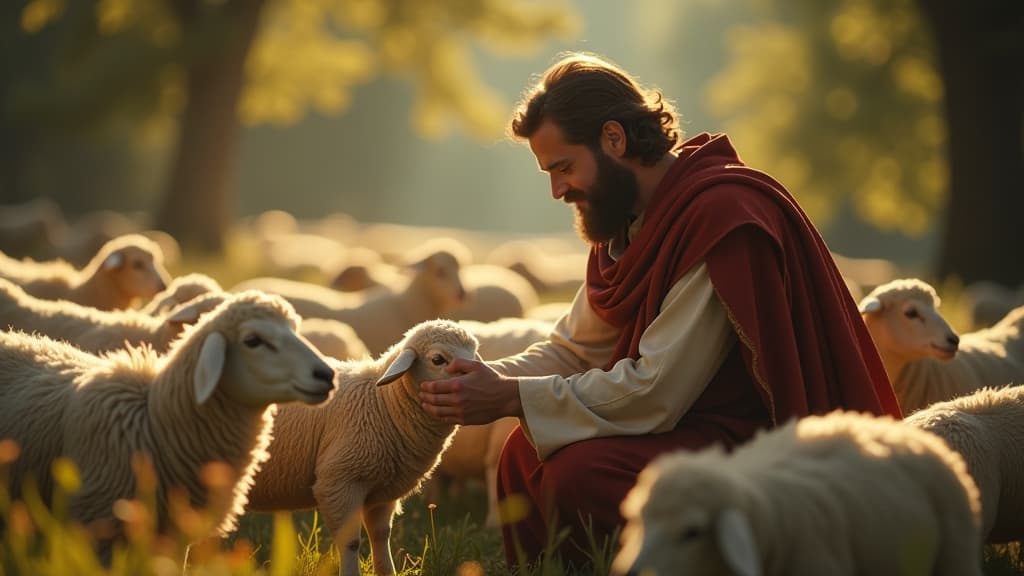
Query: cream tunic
[[490, 219, 736, 460]]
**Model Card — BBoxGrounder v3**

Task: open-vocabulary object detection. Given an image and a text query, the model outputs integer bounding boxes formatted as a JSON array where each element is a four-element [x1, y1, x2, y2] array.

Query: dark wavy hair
[[509, 53, 682, 165]]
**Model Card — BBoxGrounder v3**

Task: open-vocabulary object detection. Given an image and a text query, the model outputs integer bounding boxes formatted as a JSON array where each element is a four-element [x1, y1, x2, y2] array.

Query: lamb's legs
[[314, 483, 367, 576], [362, 499, 398, 575]]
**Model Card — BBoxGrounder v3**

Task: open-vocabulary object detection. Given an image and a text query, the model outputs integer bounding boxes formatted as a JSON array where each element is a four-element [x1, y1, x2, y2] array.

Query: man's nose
[[551, 177, 569, 200]]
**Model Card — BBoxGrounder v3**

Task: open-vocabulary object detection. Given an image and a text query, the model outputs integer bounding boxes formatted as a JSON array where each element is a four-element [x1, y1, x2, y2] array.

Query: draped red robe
[[498, 133, 900, 569]]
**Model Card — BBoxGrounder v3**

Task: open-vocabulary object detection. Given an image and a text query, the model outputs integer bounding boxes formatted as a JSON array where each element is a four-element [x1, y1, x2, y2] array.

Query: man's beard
[[565, 150, 639, 245]]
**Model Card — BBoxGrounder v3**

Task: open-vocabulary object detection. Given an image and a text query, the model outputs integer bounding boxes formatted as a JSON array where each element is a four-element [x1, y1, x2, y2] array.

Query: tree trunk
[[918, 0, 1024, 287], [155, 0, 265, 253]]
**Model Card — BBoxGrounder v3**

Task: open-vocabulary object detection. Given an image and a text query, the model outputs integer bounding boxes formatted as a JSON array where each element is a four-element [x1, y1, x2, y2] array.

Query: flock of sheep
[[1, 203, 1023, 576]]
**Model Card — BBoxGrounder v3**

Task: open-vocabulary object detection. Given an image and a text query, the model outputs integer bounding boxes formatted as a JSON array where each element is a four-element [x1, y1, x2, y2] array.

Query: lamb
[[611, 411, 983, 576], [0, 233, 171, 310], [235, 246, 468, 356], [246, 319, 480, 576], [426, 317, 553, 527], [905, 385, 1024, 543], [0, 278, 226, 354], [0, 291, 336, 556], [139, 272, 224, 316], [860, 278, 1024, 414]]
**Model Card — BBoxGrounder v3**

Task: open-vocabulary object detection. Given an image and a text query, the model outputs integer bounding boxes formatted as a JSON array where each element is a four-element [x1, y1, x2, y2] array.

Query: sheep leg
[[362, 499, 398, 575], [314, 482, 367, 576]]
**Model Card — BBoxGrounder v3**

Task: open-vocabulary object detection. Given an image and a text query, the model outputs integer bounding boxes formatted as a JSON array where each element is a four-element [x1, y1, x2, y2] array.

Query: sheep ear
[[376, 348, 417, 386], [166, 301, 201, 325], [859, 297, 882, 314], [102, 251, 124, 270], [194, 332, 227, 404], [715, 508, 761, 576]]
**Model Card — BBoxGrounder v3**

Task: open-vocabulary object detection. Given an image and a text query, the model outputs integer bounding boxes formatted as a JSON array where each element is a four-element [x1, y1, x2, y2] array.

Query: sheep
[[139, 272, 223, 316], [905, 385, 1024, 543], [485, 238, 587, 297], [299, 317, 370, 361], [611, 411, 983, 576], [0, 278, 225, 355], [0, 233, 171, 310], [235, 245, 468, 356], [423, 317, 552, 527], [0, 291, 337, 557], [963, 280, 1024, 330], [860, 278, 1024, 414], [246, 319, 481, 576], [448, 264, 539, 323]]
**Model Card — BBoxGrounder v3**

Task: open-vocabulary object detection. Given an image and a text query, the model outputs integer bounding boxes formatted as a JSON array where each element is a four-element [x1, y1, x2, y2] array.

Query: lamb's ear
[[194, 332, 227, 404], [715, 508, 761, 576], [166, 294, 225, 327], [858, 296, 883, 314], [376, 348, 417, 386], [102, 251, 124, 270]]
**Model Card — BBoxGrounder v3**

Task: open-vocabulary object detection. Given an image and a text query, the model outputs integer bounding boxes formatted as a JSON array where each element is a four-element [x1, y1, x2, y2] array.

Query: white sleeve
[[513, 263, 736, 460]]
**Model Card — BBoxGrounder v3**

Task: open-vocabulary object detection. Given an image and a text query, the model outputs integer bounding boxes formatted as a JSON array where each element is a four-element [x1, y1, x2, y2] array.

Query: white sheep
[[612, 411, 983, 576], [139, 272, 223, 316], [246, 319, 480, 576], [235, 246, 468, 356], [484, 238, 587, 298], [0, 233, 171, 310], [860, 279, 1024, 414], [905, 385, 1024, 543], [299, 317, 370, 361], [0, 291, 337, 557], [0, 278, 225, 354], [448, 264, 539, 323]]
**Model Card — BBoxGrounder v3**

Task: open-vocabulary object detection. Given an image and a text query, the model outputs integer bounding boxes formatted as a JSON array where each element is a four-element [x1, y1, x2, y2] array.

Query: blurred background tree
[[3, 0, 578, 251]]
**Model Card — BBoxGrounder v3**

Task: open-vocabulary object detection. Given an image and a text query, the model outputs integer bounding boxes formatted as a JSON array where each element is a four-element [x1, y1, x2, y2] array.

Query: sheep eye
[[243, 334, 265, 348], [430, 354, 447, 366], [680, 526, 704, 542], [904, 308, 919, 319]]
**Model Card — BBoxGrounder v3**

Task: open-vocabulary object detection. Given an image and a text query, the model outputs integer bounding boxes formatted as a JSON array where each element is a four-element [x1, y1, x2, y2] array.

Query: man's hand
[[419, 358, 522, 426]]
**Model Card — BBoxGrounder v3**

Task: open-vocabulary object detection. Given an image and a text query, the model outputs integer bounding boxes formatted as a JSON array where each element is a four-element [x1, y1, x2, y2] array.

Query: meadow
[[1, 226, 1022, 575]]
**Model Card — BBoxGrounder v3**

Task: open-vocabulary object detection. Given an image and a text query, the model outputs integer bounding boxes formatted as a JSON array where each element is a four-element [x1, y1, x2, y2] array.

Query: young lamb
[[860, 278, 1024, 414], [905, 385, 1024, 543], [0, 291, 336, 557], [0, 278, 226, 354], [246, 319, 481, 576], [611, 411, 983, 576], [0, 233, 171, 310], [139, 272, 224, 316]]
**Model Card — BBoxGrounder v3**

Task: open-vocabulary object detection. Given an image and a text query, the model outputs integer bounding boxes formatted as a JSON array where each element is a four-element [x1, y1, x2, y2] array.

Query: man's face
[[529, 120, 638, 244]]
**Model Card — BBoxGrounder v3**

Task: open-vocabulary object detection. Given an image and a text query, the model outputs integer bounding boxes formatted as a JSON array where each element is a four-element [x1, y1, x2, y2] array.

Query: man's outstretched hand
[[419, 358, 522, 426]]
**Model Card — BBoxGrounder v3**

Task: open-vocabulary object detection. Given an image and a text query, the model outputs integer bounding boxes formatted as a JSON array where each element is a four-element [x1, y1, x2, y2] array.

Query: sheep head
[[376, 319, 480, 389], [92, 234, 172, 303], [404, 239, 470, 314], [859, 279, 960, 379], [189, 291, 336, 408], [613, 449, 760, 576]]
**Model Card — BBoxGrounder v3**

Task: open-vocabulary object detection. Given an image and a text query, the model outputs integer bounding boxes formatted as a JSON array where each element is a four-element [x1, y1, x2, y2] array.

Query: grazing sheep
[[905, 385, 1024, 543], [448, 264, 539, 323], [0, 278, 225, 354], [246, 319, 480, 576], [860, 279, 1024, 414], [0, 291, 336, 556], [139, 272, 223, 316], [0, 233, 171, 310], [612, 411, 983, 576], [299, 317, 370, 361], [236, 247, 468, 356]]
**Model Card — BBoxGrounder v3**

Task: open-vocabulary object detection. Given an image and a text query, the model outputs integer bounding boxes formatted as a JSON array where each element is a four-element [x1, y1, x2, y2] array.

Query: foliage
[[10, 0, 580, 141], [703, 0, 946, 236]]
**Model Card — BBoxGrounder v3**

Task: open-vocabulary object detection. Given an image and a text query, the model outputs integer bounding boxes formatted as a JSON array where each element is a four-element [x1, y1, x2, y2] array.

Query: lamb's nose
[[313, 364, 335, 386], [947, 333, 960, 349]]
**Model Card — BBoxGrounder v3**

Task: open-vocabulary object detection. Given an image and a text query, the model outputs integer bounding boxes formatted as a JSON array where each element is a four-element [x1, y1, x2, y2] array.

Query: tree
[[699, 0, 1022, 286], [11, 0, 578, 251]]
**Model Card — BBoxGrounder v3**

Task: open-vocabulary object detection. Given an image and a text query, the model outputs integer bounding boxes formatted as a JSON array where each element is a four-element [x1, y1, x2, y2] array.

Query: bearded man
[[419, 52, 901, 570]]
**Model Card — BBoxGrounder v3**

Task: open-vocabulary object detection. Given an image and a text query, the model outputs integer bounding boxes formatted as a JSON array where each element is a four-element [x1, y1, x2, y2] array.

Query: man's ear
[[600, 120, 627, 158]]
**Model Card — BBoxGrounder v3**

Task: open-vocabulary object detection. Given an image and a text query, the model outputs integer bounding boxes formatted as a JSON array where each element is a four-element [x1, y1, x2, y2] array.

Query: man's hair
[[509, 52, 681, 165]]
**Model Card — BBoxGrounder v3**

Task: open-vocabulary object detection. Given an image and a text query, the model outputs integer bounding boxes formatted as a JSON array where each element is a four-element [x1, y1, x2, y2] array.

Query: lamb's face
[[377, 321, 480, 388], [613, 457, 757, 576], [103, 245, 172, 301], [217, 316, 336, 407], [862, 295, 960, 363]]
